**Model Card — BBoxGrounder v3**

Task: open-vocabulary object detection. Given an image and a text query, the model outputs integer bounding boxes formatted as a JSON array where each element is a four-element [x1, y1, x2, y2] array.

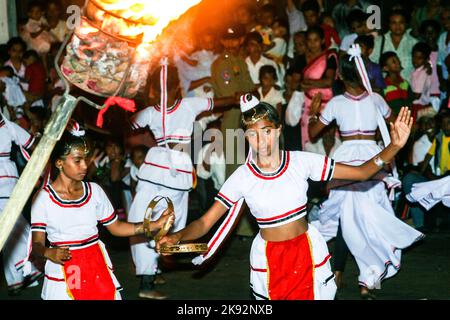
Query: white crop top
[[31, 182, 117, 249], [130, 97, 214, 145], [319, 92, 391, 137], [215, 151, 335, 229]]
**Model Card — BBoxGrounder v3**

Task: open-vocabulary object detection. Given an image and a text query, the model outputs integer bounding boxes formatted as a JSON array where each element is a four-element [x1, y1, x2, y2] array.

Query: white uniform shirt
[[258, 87, 285, 109], [215, 151, 335, 229], [0, 116, 34, 167], [319, 92, 391, 137], [245, 56, 280, 85], [196, 143, 226, 190], [31, 182, 117, 248], [412, 134, 434, 173], [130, 97, 214, 146]]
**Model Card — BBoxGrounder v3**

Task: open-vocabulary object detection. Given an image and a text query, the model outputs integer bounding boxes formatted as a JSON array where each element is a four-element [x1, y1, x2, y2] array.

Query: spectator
[[286, 0, 307, 59], [304, 122, 341, 157], [411, 0, 443, 37], [302, 0, 341, 50], [254, 4, 276, 48], [46, 0, 68, 43], [4, 37, 28, 91], [354, 35, 385, 93], [27, 106, 49, 138], [332, 0, 372, 39], [339, 9, 372, 53], [419, 20, 442, 112], [266, 18, 289, 65], [234, 3, 258, 34], [380, 51, 415, 116], [23, 50, 46, 109], [244, 32, 281, 87], [0, 66, 26, 124], [282, 70, 302, 151], [437, 7, 450, 105], [122, 145, 148, 215], [370, 9, 418, 81], [257, 65, 285, 117]]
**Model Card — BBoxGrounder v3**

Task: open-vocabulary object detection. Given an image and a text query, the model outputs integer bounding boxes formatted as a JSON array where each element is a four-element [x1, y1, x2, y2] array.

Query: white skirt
[[250, 224, 336, 300], [319, 140, 424, 289], [406, 175, 450, 210]]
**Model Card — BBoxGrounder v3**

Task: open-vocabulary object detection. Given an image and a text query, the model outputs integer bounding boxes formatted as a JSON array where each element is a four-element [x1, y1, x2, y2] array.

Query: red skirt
[[265, 232, 314, 300], [62, 243, 116, 300]]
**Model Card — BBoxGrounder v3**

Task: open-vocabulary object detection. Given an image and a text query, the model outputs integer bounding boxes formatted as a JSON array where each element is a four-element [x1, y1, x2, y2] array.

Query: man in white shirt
[[244, 32, 283, 88]]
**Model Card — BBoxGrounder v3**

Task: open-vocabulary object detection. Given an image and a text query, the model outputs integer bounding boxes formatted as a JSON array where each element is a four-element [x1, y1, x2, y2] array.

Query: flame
[[94, 0, 202, 43]]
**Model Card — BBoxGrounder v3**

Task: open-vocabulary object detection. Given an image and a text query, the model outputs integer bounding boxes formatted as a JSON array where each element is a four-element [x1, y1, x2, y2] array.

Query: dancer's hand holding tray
[[143, 196, 175, 241]]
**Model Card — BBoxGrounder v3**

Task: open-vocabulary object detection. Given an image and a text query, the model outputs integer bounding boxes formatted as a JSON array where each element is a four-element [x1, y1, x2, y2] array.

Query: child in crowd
[[419, 20, 442, 112], [122, 144, 148, 215], [266, 18, 289, 64], [21, 1, 56, 57], [257, 65, 285, 117], [340, 10, 373, 53], [354, 35, 386, 93], [255, 4, 276, 48], [23, 50, 46, 108], [4, 37, 28, 91], [0, 66, 26, 124], [381, 51, 415, 116], [410, 42, 435, 121]]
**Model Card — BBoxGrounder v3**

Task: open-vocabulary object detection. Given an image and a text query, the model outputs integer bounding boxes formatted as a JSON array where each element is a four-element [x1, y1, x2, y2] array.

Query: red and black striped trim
[[155, 135, 191, 145], [50, 234, 99, 249], [154, 99, 182, 114], [206, 98, 214, 111], [144, 161, 193, 174], [250, 283, 269, 300], [0, 119, 5, 128], [0, 152, 10, 158], [321, 157, 335, 182], [215, 192, 236, 209], [99, 211, 117, 226], [256, 204, 307, 226], [247, 151, 290, 180], [44, 182, 92, 208], [31, 223, 47, 232], [22, 135, 35, 150]]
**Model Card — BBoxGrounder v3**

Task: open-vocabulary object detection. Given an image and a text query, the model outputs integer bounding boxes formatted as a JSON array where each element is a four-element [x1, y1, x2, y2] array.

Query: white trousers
[[128, 181, 188, 276]]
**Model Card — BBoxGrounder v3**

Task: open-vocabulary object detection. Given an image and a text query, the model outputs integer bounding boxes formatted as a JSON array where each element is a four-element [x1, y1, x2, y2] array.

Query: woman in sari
[[293, 26, 338, 149]]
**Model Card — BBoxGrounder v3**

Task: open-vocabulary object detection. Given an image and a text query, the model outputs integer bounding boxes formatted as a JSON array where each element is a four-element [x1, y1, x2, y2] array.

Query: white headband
[[348, 44, 373, 95], [240, 94, 259, 113]]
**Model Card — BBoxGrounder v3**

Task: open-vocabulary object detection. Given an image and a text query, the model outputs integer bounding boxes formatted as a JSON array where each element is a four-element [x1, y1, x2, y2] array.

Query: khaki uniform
[[211, 53, 255, 236]]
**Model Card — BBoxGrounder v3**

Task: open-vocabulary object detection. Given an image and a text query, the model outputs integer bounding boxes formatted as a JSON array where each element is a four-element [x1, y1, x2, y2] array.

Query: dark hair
[[131, 144, 149, 156], [29, 106, 49, 121], [51, 132, 89, 165], [261, 4, 276, 15], [149, 65, 180, 92], [0, 66, 14, 77], [339, 55, 363, 88], [419, 19, 441, 36], [355, 34, 375, 50], [294, 31, 306, 39], [389, 9, 410, 24], [6, 37, 27, 52], [412, 42, 432, 59], [438, 110, 450, 123], [245, 31, 263, 46], [347, 9, 368, 28], [306, 25, 325, 40], [302, 0, 320, 14], [259, 65, 278, 82], [241, 102, 281, 129], [23, 50, 40, 61], [47, 0, 62, 10], [379, 51, 398, 68], [28, 1, 43, 11], [273, 18, 290, 37]]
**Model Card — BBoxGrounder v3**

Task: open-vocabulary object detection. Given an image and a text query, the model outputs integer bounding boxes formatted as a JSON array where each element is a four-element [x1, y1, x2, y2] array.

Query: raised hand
[[390, 107, 413, 149], [309, 92, 322, 116]]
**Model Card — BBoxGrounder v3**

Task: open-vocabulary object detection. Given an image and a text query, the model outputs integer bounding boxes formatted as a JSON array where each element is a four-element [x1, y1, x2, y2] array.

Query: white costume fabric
[[31, 182, 122, 300], [406, 176, 450, 210], [128, 97, 214, 276], [315, 91, 424, 289], [193, 151, 337, 300], [0, 117, 40, 289]]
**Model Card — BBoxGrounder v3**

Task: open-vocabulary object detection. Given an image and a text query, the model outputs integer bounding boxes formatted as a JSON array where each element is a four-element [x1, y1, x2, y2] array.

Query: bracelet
[[373, 156, 386, 167], [309, 114, 319, 123]]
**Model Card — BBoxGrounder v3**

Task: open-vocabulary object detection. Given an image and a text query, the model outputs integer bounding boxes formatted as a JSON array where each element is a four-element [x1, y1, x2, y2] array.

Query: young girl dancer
[[0, 112, 41, 294], [308, 45, 424, 299], [157, 93, 414, 300], [128, 65, 237, 299], [30, 123, 173, 300]]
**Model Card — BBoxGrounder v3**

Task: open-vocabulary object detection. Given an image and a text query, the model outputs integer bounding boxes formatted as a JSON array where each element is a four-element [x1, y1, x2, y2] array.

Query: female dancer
[[0, 111, 41, 295], [294, 26, 338, 149], [308, 45, 424, 299], [30, 123, 173, 300], [157, 94, 414, 300], [128, 65, 237, 299]]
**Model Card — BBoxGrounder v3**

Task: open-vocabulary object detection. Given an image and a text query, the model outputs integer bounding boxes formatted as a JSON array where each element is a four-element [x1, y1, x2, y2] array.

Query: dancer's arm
[[333, 107, 413, 181], [156, 201, 228, 250], [32, 232, 71, 265]]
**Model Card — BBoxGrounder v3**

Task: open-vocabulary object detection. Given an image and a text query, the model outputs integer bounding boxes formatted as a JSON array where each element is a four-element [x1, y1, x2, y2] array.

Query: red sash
[[265, 232, 314, 300], [63, 243, 116, 300]]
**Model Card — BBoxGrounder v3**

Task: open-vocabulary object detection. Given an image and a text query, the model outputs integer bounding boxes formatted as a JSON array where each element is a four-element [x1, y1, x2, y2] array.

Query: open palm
[[390, 107, 413, 149]]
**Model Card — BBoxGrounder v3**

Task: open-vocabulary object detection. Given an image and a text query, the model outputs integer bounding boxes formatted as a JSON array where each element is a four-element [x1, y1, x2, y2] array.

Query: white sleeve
[[372, 93, 392, 119], [319, 100, 336, 125], [214, 168, 244, 210], [185, 97, 214, 118], [93, 184, 117, 226], [285, 91, 304, 126], [7, 120, 35, 150], [31, 192, 48, 233], [130, 107, 152, 130], [298, 152, 335, 182]]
